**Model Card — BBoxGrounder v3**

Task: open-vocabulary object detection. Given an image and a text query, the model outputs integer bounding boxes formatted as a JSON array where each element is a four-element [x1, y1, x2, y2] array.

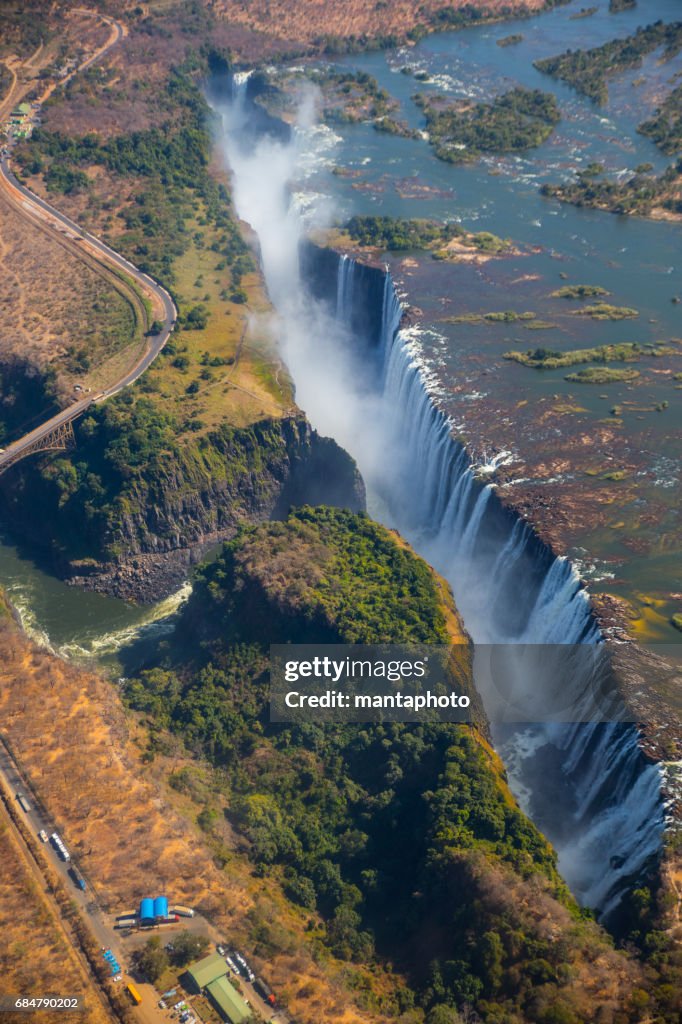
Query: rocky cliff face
[[0, 410, 365, 602]]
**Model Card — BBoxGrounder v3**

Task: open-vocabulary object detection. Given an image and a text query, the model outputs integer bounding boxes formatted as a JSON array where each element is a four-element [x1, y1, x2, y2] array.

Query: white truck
[[172, 905, 195, 918]]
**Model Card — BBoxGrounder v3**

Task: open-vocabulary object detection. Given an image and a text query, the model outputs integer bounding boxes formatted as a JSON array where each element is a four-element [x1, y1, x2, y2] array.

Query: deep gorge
[[218, 79, 666, 925]]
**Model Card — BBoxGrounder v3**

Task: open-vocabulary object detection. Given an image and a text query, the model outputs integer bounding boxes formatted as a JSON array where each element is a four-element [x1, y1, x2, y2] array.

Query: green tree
[[136, 936, 169, 982], [426, 1007, 463, 1024], [169, 931, 209, 967]]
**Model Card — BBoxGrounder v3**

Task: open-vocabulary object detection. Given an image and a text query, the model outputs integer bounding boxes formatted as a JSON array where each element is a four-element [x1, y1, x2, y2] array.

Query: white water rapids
[[215, 82, 664, 920]]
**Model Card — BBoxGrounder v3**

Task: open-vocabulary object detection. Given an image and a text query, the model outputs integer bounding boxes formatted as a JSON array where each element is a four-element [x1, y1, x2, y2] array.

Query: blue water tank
[[139, 897, 155, 921], [154, 896, 169, 919]]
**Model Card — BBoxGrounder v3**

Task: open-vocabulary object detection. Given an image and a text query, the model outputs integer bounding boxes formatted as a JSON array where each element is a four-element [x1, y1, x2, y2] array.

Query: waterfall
[[214, 94, 665, 923], [342, 257, 665, 919], [336, 254, 354, 321]]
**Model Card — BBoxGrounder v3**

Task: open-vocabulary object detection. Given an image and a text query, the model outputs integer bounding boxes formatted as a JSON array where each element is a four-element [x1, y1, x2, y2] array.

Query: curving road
[[0, 13, 177, 474]]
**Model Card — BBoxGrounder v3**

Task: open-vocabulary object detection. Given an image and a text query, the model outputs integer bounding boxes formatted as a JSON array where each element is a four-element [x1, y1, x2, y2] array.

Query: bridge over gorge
[[0, 398, 97, 476], [0, 11, 176, 480]]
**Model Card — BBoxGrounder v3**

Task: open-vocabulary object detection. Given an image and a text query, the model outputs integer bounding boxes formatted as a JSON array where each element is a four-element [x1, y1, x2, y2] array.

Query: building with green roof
[[186, 951, 228, 991], [206, 975, 251, 1024]]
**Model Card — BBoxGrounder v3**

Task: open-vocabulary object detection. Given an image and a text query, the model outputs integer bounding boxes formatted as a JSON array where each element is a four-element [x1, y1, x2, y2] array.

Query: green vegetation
[[484, 310, 535, 322], [671, 612, 682, 632], [466, 230, 511, 253], [551, 284, 609, 299], [186, 508, 454, 645], [497, 33, 523, 46], [504, 341, 647, 368], [373, 115, 421, 139], [565, 367, 640, 383], [343, 216, 513, 257], [569, 7, 598, 19], [444, 310, 535, 324], [345, 215, 465, 251], [638, 84, 682, 155], [168, 932, 209, 968], [574, 303, 639, 320], [609, 0, 636, 10], [16, 63, 253, 290], [304, 68, 396, 124], [420, 0, 573, 37], [0, 389, 318, 562], [534, 21, 682, 104], [124, 507, 645, 1022], [135, 936, 169, 983], [414, 87, 560, 163], [541, 158, 682, 217], [0, 362, 58, 446]]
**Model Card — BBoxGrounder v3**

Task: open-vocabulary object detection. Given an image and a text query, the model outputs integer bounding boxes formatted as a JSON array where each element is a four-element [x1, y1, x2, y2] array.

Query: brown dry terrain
[[0, 807, 110, 1024], [0, 614, 651, 1024], [209, 0, 553, 49], [0, 194, 137, 400], [0, 618, 398, 1024], [41, 6, 289, 138]]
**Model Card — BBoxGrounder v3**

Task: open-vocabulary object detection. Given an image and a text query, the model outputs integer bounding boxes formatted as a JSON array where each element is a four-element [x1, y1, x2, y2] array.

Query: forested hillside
[[124, 508, 650, 1024]]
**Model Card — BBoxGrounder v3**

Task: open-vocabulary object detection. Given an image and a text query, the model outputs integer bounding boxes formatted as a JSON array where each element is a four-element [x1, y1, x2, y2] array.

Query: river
[[0, 0, 677, 916], [214, 0, 681, 917]]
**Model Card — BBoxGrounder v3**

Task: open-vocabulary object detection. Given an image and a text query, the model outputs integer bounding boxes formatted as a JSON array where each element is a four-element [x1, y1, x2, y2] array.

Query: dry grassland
[[0, 809, 110, 1024], [0, 620, 396, 1024]]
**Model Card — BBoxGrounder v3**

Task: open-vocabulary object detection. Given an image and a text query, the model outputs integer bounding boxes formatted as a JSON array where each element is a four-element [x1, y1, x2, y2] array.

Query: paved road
[[0, 13, 176, 474]]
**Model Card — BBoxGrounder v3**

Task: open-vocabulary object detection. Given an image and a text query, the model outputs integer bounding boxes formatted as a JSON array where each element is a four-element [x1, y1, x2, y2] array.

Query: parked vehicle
[[68, 866, 86, 891], [38, 830, 48, 843], [233, 953, 255, 982], [254, 977, 276, 1006], [50, 832, 70, 861], [16, 793, 31, 813], [172, 905, 194, 918], [225, 957, 239, 974], [126, 983, 142, 1006]]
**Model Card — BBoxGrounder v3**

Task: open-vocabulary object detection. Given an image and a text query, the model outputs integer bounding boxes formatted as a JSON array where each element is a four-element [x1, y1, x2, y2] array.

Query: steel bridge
[[0, 419, 77, 476]]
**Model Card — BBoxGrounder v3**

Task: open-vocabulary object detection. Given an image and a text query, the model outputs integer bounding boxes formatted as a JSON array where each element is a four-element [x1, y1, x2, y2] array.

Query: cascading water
[[214, 88, 665, 922], [336, 257, 664, 919], [336, 255, 354, 321]]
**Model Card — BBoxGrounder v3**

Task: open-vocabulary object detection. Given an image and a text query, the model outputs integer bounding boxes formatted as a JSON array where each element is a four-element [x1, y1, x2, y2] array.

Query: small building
[[206, 976, 250, 1024], [186, 952, 227, 991]]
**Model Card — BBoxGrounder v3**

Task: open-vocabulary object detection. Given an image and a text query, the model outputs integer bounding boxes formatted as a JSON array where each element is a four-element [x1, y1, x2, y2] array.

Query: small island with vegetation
[[337, 215, 517, 261], [565, 367, 640, 383], [252, 66, 419, 138], [497, 33, 524, 46], [542, 159, 682, 219], [535, 21, 682, 104], [551, 283, 609, 299], [609, 0, 637, 11], [638, 83, 682, 155], [504, 339, 676, 369], [443, 310, 552, 326], [414, 86, 560, 163], [573, 302, 639, 320]]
